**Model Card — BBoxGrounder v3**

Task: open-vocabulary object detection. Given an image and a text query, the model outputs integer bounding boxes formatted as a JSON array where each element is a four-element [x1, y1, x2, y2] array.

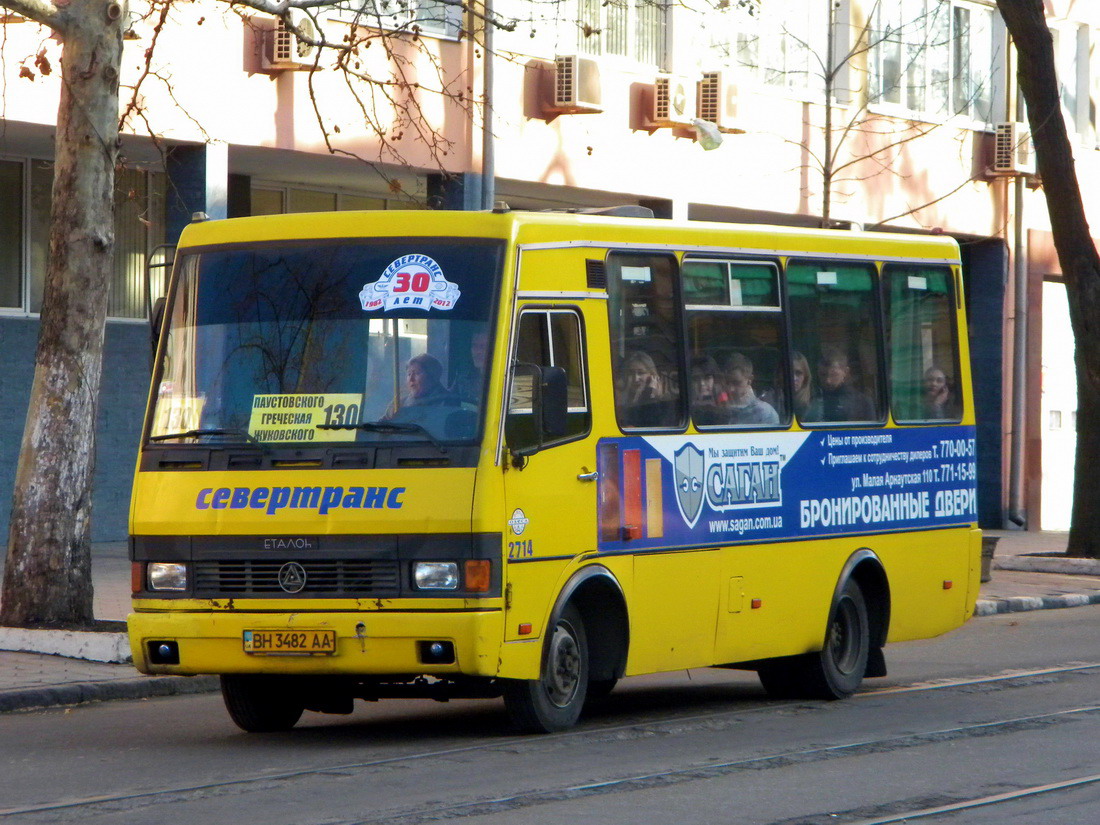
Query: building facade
[[0, 0, 1096, 539]]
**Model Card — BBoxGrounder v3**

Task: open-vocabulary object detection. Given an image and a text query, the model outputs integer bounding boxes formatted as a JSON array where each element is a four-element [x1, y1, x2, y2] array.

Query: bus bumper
[[128, 609, 504, 678]]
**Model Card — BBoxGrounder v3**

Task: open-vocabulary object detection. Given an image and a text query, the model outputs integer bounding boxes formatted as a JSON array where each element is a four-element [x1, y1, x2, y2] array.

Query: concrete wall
[[0, 318, 151, 542]]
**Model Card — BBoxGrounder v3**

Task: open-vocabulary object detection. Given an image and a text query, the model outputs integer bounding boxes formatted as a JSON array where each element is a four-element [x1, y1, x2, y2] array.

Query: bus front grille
[[192, 560, 401, 596]]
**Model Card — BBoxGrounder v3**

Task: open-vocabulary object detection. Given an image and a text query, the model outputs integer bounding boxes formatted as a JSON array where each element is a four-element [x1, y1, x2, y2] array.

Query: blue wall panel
[[0, 317, 149, 542]]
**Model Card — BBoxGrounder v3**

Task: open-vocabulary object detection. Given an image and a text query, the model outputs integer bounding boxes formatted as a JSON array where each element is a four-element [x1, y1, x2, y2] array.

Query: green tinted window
[[786, 259, 884, 424], [683, 257, 788, 430], [683, 259, 778, 307], [885, 265, 961, 422], [607, 252, 685, 430]]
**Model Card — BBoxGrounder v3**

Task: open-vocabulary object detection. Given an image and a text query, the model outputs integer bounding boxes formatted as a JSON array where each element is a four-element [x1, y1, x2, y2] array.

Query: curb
[[993, 556, 1100, 576], [0, 674, 219, 714], [974, 592, 1100, 617], [0, 628, 130, 664]]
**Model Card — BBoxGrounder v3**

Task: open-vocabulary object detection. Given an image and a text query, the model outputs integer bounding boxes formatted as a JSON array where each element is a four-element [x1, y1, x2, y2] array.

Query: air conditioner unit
[[262, 10, 321, 71], [697, 71, 742, 134], [992, 122, 1035, 176], [650, 75, 696, 127], [554, 55, 603, 114]]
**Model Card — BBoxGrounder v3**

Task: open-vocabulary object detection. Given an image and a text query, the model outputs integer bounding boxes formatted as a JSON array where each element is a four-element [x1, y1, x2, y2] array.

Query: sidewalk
[[1, 532, 1098, 714]]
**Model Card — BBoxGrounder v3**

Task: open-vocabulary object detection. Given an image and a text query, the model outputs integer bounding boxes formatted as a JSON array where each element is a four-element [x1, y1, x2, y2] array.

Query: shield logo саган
[[674, 442, 705, 528]]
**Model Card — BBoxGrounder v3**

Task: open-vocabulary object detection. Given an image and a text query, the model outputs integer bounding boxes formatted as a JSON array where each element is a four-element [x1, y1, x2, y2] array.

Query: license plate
[[243, 629, 337, 655]]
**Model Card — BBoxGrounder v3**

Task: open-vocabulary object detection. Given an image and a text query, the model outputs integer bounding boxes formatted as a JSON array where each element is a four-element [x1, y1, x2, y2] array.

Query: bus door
[[500, 305, 597, 643]]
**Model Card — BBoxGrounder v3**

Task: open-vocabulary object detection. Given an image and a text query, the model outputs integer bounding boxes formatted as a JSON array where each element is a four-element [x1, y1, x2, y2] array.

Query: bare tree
[[721, 0, 988, 228], [0, 0, 506, 627], [997, 0, 1100, 558], [0, 0, 126, 628]]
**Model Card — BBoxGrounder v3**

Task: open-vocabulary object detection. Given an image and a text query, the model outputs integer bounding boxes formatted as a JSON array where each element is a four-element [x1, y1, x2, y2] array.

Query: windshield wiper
[[318, 420, 448, 454], [149, 427, 270, 451]]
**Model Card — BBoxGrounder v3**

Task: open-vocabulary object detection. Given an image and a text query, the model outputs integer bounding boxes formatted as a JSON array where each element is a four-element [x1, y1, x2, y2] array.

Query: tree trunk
[[0, 0, 124, 625], [997, 1, 1100, 557]]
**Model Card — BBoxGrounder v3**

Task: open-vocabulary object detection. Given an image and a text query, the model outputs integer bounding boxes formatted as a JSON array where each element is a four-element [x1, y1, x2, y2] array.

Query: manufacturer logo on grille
[[277, 562, 308, 593], [263, 537, 316, 550]]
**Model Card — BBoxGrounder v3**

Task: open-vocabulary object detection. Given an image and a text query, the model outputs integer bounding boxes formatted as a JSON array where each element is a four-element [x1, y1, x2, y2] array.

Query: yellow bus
[[128, 207, 981, 733]]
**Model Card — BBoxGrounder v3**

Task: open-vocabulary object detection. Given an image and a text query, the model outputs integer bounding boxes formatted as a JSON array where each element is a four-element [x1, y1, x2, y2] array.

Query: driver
[[383, 353, 459, 428], [401, 353, 452, 408]]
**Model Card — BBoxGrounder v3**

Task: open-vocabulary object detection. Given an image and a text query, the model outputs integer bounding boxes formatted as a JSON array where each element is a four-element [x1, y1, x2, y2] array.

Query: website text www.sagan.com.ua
[[708, 515, 783, 535]]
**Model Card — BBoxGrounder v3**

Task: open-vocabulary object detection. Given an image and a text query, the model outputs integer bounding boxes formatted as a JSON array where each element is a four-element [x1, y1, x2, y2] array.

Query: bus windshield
[[149, 238, 504, 447]]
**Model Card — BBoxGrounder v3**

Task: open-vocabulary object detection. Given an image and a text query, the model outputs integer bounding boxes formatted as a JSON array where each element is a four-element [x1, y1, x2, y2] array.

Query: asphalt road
[[2, 606, 1099, 825]]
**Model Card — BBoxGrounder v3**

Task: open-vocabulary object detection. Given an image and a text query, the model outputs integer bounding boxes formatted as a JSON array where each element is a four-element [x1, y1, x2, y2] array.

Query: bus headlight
[[148, 562, 188, 591], [413, 562, 459, 590]]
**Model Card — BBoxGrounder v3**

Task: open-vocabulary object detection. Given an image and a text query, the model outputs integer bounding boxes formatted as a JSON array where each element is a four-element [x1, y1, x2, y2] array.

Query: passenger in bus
[[803, 346, 875, 422], [450, 329, 489, 403], [790, 351, 815, 419], [690, 354, 726, 426], [922, 366, 959, 419], [723, 352, 779, 426], [618, 350, 675, 427]]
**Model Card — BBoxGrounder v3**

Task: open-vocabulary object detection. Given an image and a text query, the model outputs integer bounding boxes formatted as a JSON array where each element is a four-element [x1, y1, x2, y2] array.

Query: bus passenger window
[[884, 265, 961, 422], [506, 309, 590, 451], [683, 257, 789, 429], [786, 261, 884, 425], [606, 252, 685, 430]]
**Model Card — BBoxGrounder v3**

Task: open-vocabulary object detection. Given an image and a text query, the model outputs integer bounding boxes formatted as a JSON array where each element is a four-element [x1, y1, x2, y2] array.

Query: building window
[[577, 0, 667, 67], [870, 0, 1001, 123], [287, 188, 337, 213], [328, 0, 462, 39], [251, 185, 395, 214], [26, 162, 165, 319], [1051, 21, 1090, 137], [1049, 410, 1063, 431], [29, 161, 50, 313], [761, 0, 829, 94], [251, 188, 285, 216], [0, 161, 23, 309], [952, 2, 996, 122], [725, 0, 829, 96]]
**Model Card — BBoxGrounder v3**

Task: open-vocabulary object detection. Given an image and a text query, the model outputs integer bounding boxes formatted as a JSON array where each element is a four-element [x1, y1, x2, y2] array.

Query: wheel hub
[[544, 623, 581, 707], [829, 598, 860, 674]]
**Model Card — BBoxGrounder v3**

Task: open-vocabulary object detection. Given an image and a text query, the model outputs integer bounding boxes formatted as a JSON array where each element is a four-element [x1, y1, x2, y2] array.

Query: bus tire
[[502, 603, 589, 733], [758, 580, 869, 701], [220, 675, 305, 732], [814, 579, 870, 698]]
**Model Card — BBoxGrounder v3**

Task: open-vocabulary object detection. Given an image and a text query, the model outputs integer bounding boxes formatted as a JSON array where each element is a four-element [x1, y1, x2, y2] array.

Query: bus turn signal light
[[465, 560, 491, 592]]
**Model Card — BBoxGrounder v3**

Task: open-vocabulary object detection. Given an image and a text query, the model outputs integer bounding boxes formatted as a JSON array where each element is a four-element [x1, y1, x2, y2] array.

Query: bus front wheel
[[221, 675, 305, 732], [503, 603, 589, 733], [758, 579, 869, 701]]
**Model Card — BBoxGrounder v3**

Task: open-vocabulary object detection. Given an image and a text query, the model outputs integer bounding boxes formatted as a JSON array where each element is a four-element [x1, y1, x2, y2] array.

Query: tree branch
[[1, 0, 63, 31]]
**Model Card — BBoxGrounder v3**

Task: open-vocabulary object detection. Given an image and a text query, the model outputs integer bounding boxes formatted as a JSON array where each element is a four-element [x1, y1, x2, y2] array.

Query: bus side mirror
[[506, 363, 568, 460], [541, 366, 568, 439], [150, 296, 166, 357], [506, 363, 543, 458]]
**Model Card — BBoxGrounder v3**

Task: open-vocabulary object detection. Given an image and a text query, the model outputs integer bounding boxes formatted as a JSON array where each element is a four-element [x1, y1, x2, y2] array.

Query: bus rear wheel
[[758, 579, 869, 701], [221, 675, 305, 732], [503, 603, 589, 733]]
